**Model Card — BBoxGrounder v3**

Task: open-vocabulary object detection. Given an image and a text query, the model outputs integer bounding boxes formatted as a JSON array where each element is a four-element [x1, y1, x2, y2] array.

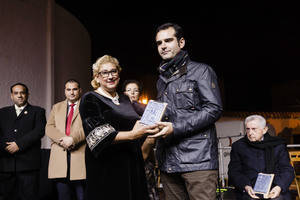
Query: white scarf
[[96, 87, 120, 105]]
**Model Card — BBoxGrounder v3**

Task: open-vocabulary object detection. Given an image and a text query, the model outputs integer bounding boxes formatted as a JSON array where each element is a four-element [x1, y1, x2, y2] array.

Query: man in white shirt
[[0, 82, 46, 200], [46, 79, 86, 200]]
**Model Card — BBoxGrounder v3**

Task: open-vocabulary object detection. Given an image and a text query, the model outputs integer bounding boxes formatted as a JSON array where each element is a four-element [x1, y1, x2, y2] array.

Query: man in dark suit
[[0, 83, 46, 200]]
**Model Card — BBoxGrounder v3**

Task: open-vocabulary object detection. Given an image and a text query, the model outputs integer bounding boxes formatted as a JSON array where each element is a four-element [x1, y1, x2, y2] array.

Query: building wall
[[0, 0, 91, 148], [0, 0, 48, 108]]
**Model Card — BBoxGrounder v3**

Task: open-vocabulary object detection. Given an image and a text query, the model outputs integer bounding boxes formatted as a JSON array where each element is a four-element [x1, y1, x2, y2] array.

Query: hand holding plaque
[[253, 173, 275, 198], [140, 100, 168, 126]]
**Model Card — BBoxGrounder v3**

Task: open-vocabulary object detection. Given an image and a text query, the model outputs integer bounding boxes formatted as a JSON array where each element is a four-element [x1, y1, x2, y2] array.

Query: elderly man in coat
[[228, 115, 294, 200]]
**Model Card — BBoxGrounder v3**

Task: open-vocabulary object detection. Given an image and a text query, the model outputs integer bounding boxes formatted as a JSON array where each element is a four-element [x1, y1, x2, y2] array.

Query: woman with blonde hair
[[79, 55, 158, 200]]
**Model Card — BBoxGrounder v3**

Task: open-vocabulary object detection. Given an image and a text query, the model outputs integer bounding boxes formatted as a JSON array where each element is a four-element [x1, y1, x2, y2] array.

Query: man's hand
[[131, 121, 159, 140], [245, 185, 259, 199], [148, 122, 173, 138], [5, 142, 20, 154], [59, 136, 74, 150], [268, 186, 281, 199]]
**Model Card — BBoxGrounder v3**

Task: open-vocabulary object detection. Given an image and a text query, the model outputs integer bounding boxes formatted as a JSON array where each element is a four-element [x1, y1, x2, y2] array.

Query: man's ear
[[179, 37, 185, 49], [263, 126, 269, 134]]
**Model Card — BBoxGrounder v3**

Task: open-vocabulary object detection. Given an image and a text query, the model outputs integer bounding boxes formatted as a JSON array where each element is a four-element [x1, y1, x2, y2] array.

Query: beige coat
[[46, 99, 86, 180]]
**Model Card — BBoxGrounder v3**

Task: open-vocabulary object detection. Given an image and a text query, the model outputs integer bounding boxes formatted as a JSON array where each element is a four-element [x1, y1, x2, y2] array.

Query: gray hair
[[245, 115, 266, 128]]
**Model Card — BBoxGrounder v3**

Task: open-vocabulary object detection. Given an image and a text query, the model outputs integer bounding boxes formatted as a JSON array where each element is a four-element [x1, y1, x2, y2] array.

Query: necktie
[[66, 104, 75, 136]]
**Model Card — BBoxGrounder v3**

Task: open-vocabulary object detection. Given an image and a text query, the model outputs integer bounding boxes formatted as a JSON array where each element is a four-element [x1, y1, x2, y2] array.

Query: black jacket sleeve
[[228, 142, 252, 192], [79, 93, 118, 157]]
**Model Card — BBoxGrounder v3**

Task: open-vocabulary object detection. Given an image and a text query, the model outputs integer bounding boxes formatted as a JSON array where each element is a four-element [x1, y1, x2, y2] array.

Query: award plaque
[[140, 100, 167, 126], [253, 173, 274, 198]]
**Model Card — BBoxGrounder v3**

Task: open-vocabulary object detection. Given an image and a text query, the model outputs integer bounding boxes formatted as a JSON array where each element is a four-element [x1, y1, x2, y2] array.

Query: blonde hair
[[91, 55, 122, 89]]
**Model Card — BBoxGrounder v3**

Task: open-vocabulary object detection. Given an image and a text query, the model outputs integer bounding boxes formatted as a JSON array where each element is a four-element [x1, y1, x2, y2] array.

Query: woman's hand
[[131, 121, 159, 140]]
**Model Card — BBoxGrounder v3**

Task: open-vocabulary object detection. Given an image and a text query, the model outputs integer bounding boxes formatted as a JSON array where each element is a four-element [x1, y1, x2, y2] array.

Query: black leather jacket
[[156, 59, 223, 173]]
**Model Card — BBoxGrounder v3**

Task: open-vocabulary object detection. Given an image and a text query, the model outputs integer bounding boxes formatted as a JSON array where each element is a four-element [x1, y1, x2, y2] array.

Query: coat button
[[165, 117, 169, 120], [164, 91, 168, 95], [14, 129, 18, 133], [189, 88, 192, 91]]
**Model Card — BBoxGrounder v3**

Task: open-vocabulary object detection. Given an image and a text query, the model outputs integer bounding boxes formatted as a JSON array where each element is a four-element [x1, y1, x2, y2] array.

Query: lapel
[[15, 104, 31, 119], [9, 105, 17, 120], [61, 99, 80, 126], [59, 100, 68, 122]]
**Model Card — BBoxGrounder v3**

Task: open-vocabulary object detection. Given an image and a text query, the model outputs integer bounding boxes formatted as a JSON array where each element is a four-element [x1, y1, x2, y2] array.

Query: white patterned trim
[[86, 124, 116, 151]]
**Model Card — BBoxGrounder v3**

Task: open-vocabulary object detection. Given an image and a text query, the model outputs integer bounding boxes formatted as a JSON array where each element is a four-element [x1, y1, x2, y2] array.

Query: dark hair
[[65, 79, 81, 88], [10, 82, 29, 94], [122, 79, 143, 93], [156, 23, 184, 41]]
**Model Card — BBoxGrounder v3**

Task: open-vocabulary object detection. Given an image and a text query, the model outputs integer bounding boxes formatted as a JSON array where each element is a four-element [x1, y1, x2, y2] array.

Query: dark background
[[55, 1, 300, 112]]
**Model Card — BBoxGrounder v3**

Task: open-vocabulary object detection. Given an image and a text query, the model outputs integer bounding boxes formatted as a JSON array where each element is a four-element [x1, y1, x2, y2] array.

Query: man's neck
[[15, 103, 27, 108]]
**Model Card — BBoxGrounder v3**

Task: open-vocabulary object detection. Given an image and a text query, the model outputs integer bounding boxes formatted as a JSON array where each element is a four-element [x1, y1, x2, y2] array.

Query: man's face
[[245, 120, 268, 142], [11, 85, 28, 107], [156, 27, 185, 60], [65, 82, 81, 103]]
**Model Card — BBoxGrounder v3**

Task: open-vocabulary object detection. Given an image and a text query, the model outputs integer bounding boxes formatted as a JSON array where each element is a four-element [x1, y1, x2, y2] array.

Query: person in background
[[46, 79, 86, 200], [123, 79, 160, 200], [0, 83, 46, 200], [151, 22, 223, 200], [79, 55, 159, 200], [228, 115, 294, 199]]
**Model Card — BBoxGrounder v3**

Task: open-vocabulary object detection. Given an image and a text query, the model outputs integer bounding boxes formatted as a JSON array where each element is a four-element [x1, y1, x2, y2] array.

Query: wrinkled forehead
[[246, 119, 265, 129]]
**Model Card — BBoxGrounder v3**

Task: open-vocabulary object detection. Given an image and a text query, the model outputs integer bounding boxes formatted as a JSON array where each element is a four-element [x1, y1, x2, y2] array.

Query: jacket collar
[[11, 104, 32, 119], [65, 99, 80, 124]]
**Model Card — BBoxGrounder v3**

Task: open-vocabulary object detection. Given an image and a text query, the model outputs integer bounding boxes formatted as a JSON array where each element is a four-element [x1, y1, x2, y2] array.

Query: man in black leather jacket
[[150, 23, 223, 200]]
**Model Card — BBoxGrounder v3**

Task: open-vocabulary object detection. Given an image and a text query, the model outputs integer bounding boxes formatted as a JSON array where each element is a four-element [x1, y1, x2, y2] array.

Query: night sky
[[55, 2, 300, 112]]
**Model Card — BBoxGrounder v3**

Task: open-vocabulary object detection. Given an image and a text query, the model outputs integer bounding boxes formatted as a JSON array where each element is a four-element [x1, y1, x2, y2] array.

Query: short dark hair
[[10, 82, 29, 94], [122, 79, 143, 93], [156, 23, 184, 41], [65, 79, 81, 88]]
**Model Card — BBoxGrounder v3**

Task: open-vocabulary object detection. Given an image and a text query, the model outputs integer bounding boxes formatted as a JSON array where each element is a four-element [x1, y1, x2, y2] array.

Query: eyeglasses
[[98, 69, 118, 78], [125, 89, 139, 93]]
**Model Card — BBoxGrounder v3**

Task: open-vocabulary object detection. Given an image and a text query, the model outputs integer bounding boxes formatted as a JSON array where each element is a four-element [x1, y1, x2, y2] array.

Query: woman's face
[[96, 62, 120, 94], [124, 83, 140, 102]]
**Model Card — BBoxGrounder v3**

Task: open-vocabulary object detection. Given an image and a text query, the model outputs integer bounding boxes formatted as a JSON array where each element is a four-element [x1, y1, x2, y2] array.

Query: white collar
[[15, 104, 27, 110], [68, 101, 78, 106], [96, 87, 120, 105]]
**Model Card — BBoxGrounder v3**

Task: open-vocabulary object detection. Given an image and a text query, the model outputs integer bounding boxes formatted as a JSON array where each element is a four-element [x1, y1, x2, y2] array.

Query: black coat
[[228, 137, 294, 198], [0, 104, 46, 172], [156, 59, 223, 172], [79, 92, 149, 200]]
